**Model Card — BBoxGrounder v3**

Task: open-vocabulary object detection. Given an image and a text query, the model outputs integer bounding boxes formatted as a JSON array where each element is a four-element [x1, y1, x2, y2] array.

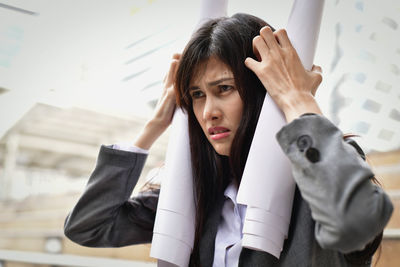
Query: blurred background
[[0, 0, 399, 266]]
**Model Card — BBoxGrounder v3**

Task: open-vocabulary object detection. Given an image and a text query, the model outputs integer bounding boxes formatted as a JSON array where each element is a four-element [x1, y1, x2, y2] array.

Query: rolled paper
[[150, 108, 195, 267], [237, 0, 325, 259], [150, 2, 229, 266], [245, 207, 288, 236], [286, 0, 325, 70], [242, 220, 285, 248], [153, 209, 195, 246], [241, 234, 282, 259], [236, 94, 294, 257], [152, 232, 192, 267], [199, 0, 228, 25]]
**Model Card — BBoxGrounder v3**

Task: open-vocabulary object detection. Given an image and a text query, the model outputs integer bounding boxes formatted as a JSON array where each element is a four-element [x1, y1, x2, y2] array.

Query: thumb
[[244, 57, 258, 71]]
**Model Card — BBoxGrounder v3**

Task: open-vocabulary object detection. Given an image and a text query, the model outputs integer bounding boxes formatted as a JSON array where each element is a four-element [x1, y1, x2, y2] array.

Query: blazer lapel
[[197, 187, 310, 267], [198, 193, 225, 267]]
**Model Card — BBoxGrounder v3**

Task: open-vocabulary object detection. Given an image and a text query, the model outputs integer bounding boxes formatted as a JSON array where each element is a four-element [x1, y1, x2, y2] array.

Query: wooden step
[[374, 171, 400, 191], [373, 239, 400, 267], [0, 237, 154, 263], [366, 149, 400, 191], [386, 191, 400, 229], [63, 239, 155, 262], [0, 248, 156, 266], [0, 208, 68, 223], [367, 150, 400, 166], [0, 207, 68, 233], [0, 193, 81, 213]]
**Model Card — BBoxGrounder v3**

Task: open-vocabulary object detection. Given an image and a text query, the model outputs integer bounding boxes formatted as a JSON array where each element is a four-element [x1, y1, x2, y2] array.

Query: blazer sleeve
[[64, 145, 159, 247], [275, 114, 393, 254]]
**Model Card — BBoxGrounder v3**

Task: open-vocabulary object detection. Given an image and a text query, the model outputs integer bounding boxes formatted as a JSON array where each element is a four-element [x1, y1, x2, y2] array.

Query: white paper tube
[[245, 207, 288, 237], [153, 209, 195, 246], [237, 0, 325, 259], [242, 220, 285, 248], [237, 94, 294, 216], [152, 232, 192, 267], [150, 109, 195, 267], [199, 0, 228, 24], [287, 0, 325, 71], [242, 234, 282, 259]]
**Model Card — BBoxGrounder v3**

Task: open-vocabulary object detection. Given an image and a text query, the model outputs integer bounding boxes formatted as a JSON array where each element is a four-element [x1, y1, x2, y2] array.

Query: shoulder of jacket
[[343, 137, 366, 161]]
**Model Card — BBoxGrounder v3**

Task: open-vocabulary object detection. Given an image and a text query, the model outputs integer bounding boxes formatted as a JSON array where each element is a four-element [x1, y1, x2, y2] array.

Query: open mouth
[[209, 127, 230, 140], [210, 129, 229, 135]]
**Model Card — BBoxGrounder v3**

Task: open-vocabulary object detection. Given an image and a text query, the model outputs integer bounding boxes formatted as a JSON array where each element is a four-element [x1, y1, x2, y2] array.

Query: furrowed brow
[[188, 86, 200, 91], [207, 77, 234, 87], [189, 77, 234, 91]]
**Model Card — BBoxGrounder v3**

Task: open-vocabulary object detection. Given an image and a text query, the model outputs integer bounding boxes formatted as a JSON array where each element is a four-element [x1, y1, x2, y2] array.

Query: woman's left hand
[[244, 26, 323, 122]]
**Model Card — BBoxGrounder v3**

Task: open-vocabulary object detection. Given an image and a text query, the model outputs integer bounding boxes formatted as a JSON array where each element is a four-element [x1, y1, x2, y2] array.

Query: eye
[[190, 90, 205, 99], [219, 85, 234, 92]]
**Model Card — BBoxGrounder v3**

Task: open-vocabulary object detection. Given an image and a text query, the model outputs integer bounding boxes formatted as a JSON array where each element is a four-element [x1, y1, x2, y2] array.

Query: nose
[[203, 96, 221, 121]]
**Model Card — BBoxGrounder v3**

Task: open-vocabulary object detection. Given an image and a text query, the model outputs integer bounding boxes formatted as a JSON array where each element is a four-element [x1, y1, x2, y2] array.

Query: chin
[[214, 146, 230, 156]]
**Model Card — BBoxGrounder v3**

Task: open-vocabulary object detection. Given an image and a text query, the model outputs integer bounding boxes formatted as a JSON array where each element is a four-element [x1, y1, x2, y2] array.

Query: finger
[[253, 41, 262, 61], [311, 64, 322, 74], [163, 54, 181, 84], [311, 87, 317, 96], [311, 82, 320, 96], [165, 59, 179, 87], [244, 57, 259, 72], [260, 26, 280, 51], [274, 29, 291, 48], [252, 35, 269, 61], [310, 72, 322, 96], [172, 53, 181, 60]]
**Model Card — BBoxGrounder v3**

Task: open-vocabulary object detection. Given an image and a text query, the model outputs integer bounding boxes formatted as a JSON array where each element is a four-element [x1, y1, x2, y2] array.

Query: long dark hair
[[175, 13, 274, 265]]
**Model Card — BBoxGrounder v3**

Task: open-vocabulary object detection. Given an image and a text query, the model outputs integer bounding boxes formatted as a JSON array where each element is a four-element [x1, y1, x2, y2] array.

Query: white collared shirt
[[213, 181, 247, 267]]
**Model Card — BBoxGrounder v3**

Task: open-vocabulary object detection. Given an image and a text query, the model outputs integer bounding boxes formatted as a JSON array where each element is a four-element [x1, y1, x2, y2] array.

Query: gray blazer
[[64, 114, 393, 266]]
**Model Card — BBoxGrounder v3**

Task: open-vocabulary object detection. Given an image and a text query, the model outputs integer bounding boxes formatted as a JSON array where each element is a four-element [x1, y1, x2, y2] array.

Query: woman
[[64, 13, 393, 266]]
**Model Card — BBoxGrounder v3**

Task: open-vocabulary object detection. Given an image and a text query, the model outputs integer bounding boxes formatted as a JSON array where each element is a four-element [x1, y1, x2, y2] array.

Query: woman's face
[[189, 57, 243, 156]]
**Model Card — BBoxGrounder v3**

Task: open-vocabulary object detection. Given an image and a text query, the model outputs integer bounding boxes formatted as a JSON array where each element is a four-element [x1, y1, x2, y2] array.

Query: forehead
[[190, 57, 233, 85]]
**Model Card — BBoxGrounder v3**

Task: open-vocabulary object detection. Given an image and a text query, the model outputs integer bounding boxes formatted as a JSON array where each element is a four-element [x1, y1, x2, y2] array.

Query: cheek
[[231, 96, 244, 126], [192, 103, 205, 129], [233, 108, 243, 127]]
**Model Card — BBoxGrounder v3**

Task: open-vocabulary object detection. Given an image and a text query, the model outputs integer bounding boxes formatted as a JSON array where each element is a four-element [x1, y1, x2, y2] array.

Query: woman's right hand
[[244, 27, 322, 123], [134, 54, 181, 150]]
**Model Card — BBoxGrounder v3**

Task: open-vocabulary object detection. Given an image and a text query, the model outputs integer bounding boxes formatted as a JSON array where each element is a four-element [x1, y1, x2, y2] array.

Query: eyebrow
[[189, 77, 235, 91]]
